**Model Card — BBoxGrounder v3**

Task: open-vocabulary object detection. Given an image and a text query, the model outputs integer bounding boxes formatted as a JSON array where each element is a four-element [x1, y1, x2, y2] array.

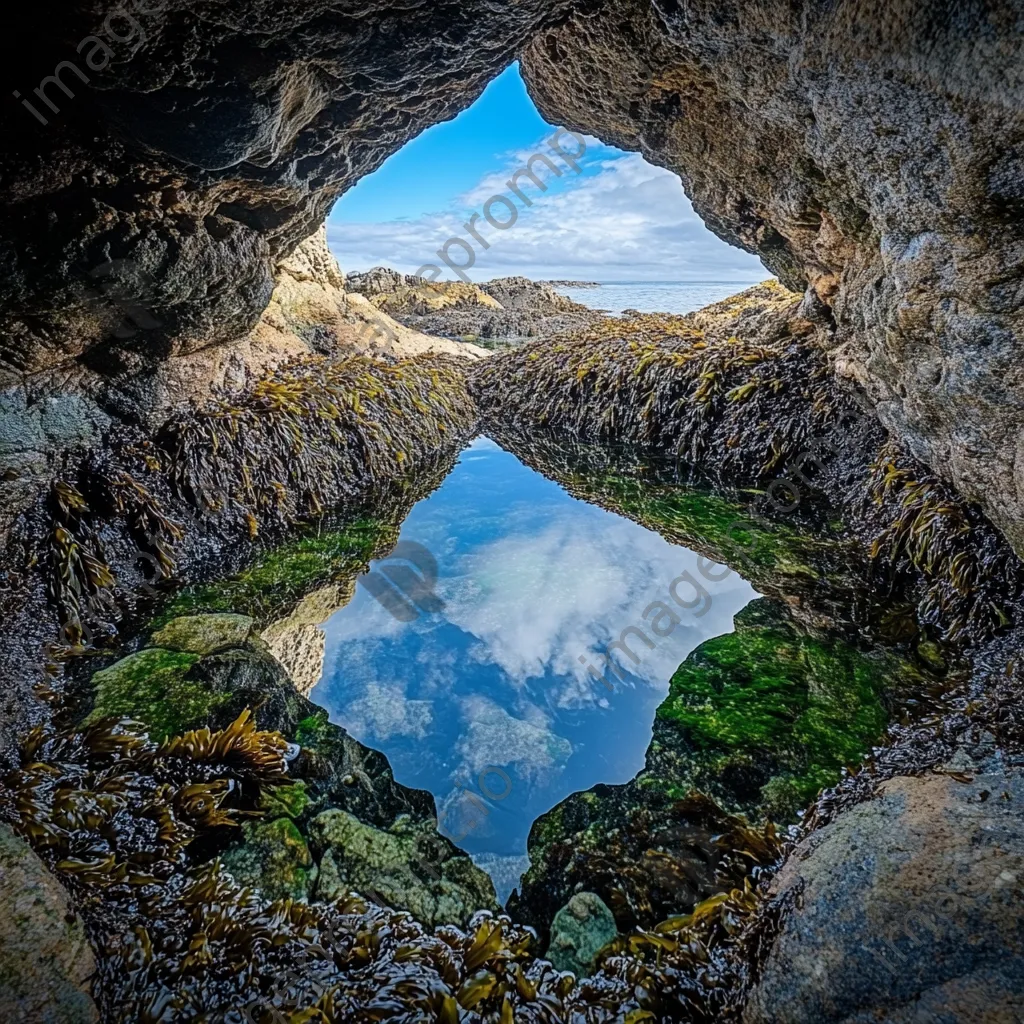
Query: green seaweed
[[259, 781, 311, 820], [657, 602, 897, 818], [84, 647, 228, 742], [153, 517, 391, 625]]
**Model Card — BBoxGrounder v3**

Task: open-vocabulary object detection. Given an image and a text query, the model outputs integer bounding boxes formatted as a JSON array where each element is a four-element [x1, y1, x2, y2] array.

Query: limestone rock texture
[[521, 0, 1024, 554], [744, 770, 1024, 1023], [0, 823, 98, 1023]]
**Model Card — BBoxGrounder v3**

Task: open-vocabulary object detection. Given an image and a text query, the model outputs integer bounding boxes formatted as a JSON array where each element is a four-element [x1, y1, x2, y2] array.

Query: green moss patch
[[84, 647, 228, 741], [657, 601, 898, 819], [153, 518, 391, 625]]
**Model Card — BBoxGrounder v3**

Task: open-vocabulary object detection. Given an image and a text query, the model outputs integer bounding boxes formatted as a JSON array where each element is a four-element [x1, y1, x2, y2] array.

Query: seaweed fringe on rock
[[471, 287, 1024, 646], [0, 710, 786, 1023], [470, 283, 849, 486], [26, 352, 475, 652]]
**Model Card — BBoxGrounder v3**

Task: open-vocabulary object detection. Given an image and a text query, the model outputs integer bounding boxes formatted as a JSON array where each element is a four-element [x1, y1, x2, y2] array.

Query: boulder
[[309, 809, 499, 928], [0, 823, 98, 1022], [150, 613, 255, 656], [744, 770, 1024, 1022], [545, 892, 618, 978]]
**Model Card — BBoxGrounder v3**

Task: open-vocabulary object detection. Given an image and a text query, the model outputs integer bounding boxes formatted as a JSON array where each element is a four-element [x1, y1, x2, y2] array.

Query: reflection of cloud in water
[[311, 438, 760, 881], [441, 514, 755, 700], [455, 694, 572, 783], [343, 682, 433, 742]]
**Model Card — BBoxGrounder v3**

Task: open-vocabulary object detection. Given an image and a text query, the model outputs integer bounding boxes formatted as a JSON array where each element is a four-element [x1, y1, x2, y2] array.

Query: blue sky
[[327, 65, 768, 284]]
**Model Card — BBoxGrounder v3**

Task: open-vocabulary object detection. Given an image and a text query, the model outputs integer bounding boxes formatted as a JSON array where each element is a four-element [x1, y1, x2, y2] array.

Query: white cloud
[[437, 511, 757, 705], [327, 147, 767, 283]]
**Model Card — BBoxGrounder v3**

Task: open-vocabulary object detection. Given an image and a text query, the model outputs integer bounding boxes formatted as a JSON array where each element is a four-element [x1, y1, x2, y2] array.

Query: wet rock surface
[[745, 770, 1024, 1023], [545, 892, 619, 979], [0, 823, 98, 1023], [309, 809, 500, 928]]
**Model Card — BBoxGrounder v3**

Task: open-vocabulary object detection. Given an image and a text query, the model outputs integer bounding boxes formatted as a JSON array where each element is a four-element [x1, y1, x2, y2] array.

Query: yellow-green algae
[[657, 601, 906, 818], [153, 517, 392, 625], [84, 647, 227, 742]]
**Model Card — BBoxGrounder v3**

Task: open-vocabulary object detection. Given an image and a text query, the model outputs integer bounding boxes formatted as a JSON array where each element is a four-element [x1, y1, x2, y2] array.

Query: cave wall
[[2, 0, 1023, 554], [521, 0, 1024, 553], [0, 0, 575, 384]]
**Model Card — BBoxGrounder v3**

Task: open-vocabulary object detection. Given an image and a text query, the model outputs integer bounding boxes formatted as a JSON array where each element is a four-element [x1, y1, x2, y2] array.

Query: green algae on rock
[[309, 808, 500, 928], [220, 815, 318, 903], [655, 599, 900, 820], [149, 613, 256, 655], [153, 518, 390, 627], [83, 647, 211, 742]]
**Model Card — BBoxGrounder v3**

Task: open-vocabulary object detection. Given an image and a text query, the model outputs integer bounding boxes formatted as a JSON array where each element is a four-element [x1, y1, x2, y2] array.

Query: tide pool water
[[310, 437, 757, 901]]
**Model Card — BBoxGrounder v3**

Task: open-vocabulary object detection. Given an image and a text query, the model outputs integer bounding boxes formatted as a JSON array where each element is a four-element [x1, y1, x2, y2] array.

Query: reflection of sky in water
[[311, 437, 758, 900]]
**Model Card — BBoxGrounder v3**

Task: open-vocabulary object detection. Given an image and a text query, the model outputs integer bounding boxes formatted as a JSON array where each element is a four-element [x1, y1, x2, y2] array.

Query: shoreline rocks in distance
[[344, 267, 605, 347]]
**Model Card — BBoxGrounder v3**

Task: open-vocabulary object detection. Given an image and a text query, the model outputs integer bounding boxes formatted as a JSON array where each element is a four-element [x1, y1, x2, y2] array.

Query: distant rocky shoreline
[[344, 266, 605, 348]]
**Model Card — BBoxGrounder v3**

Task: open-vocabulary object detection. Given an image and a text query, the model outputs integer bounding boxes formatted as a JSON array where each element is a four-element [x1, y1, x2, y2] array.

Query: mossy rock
[[259, 782, 311, 821], [84, 648, 222, 742], [221, 817, 317, 903], [309, 809, 499, 928], [545, 892, 618, 978], [656, 599, 904, 818], [149, 613, 255, 656], [153, 519, 391, 626]]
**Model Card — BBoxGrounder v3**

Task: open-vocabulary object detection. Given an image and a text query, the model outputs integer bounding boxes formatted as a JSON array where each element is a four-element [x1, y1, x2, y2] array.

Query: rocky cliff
[[520, 0, 1024, 554], [2, 2, 1022, 556]]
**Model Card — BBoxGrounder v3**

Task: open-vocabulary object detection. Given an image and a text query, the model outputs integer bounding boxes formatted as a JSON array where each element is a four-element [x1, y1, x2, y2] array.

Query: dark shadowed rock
[[744, 770, 1024, 1022]]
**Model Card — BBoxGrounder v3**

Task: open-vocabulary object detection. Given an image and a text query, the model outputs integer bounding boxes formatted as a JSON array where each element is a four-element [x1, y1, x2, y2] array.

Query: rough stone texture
[[347, 268, 601, 342], [521, 1, 1024, 555], [545, 892, 618, 978], [0, 823, 98, 1023], [309, 808, 500, 928], [260, 581, 355, 697], [0, 1, 574, 378], [150, 612, 255, 656], [744, 771, 1024, 1023]]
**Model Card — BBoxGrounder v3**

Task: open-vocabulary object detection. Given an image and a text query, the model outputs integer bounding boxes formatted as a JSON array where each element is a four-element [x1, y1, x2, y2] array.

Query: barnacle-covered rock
[[309, 809, 500, 928], [0, 823, 98, 1023], [545, 892, 618, 979]]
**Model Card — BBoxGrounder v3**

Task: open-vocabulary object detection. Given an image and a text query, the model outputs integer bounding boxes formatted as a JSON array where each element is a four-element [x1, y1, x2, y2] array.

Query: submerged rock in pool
[[545, 892, 618, 978], [221, 816, 318, 903], [309, 809, 500, 928]]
